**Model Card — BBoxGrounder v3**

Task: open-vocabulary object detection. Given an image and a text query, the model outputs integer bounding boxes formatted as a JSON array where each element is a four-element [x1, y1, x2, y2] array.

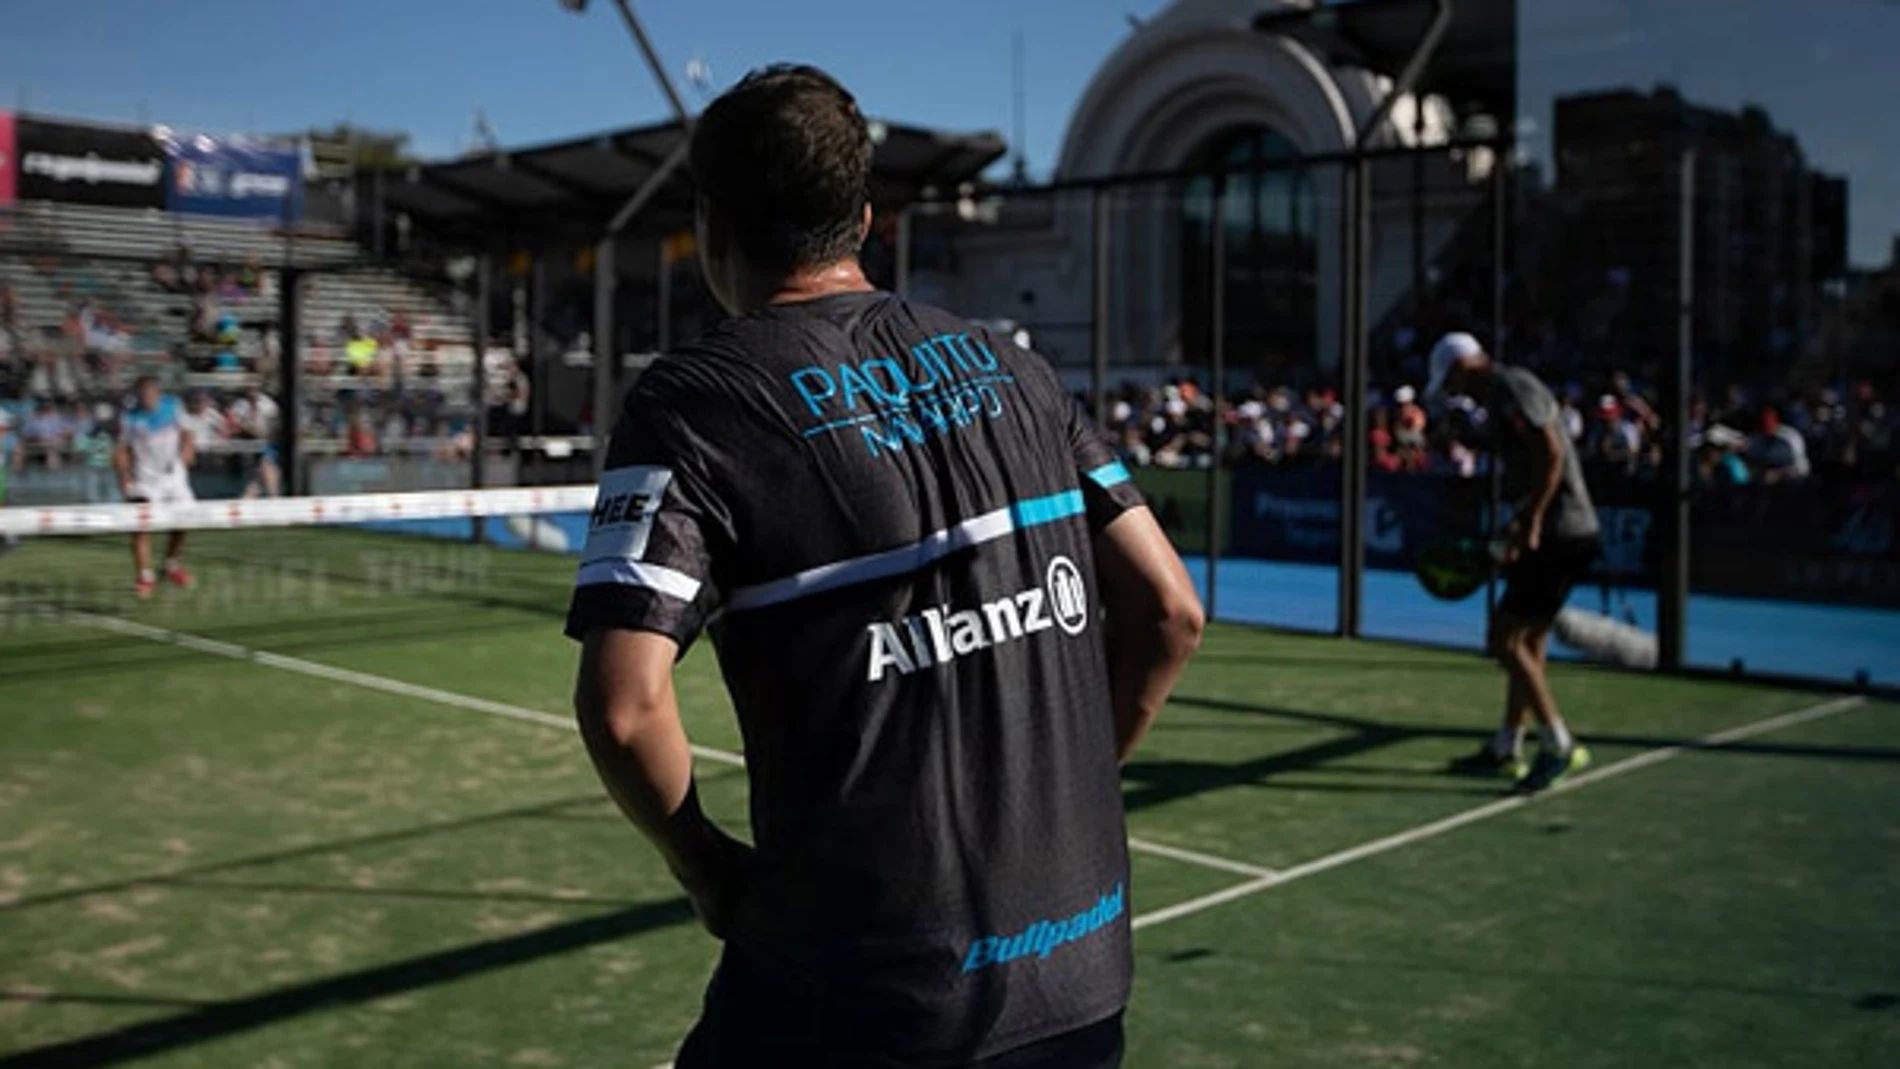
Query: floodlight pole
[[584, 0, 696, 474]]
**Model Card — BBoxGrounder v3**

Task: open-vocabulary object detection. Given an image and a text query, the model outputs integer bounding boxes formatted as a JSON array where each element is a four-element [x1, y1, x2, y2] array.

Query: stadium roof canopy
[[376, 118, 1007, 246], [1254, 0, 1515, 122]]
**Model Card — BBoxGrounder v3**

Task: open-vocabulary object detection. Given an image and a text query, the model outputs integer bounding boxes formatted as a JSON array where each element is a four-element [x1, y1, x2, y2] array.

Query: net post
[[1204, 173, 1227, 621], [1659, 147, 1696, 671], [279, 266, 302, 496]]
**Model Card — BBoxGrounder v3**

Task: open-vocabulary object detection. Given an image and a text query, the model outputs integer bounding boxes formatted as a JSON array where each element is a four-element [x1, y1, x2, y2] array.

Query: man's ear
[[859, 203, 873, 242]]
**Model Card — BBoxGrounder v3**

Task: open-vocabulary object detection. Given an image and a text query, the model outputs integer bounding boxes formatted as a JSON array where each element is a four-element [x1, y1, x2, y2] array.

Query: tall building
[[910, 0, 1517, 381], [1554, 87, 1831, 378]]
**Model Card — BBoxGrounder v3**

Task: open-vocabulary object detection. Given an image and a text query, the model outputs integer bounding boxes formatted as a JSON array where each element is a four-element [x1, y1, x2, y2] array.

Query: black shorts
[[677, 1013, 1122, 1069], [1499, 536, 1600, 623], [674, 948, 1125, 1068]]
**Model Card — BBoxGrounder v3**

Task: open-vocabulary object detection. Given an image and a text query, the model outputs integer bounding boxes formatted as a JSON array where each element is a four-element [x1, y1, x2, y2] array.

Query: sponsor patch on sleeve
[[581, 466, 674, 565]]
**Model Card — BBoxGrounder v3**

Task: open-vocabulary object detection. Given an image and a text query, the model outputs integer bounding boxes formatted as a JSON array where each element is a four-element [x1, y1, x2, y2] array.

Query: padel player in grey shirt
[[1428, 332, 1601, 793], [566, 65, 1203, 1068]]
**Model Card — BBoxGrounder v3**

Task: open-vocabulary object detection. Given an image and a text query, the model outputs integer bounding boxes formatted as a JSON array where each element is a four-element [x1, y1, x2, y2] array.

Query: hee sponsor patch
[[582, 466, 673, 565]]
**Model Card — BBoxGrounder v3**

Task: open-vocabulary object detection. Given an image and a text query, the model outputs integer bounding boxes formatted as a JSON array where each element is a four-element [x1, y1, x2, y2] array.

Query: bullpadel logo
[[866, 556, 1089, 682]]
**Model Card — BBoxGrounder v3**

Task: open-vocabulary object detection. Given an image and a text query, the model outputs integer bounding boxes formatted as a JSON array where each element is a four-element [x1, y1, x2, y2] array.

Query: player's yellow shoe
[[1515, 744, 1591, 793], [1447, 745, 1528, 781]]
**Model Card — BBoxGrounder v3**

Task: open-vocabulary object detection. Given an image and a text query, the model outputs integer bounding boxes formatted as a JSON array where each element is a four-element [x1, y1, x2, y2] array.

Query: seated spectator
[[1750, 405, 1810, 485], [178, 391, 227, 449], [1696, 425, 1751, 488], [27, 350, 80, 402], [1586, 395, 1640, 475], [72, 411, 117, 503], [345, 335, 381, 378], [20, 398, 73, 468], [1369, 407, 1401, 473], [344, 409, 378, 457], [229, 384, 281, 445]]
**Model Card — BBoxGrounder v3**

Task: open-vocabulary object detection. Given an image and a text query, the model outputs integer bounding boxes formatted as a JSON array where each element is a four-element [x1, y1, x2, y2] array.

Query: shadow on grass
[[0, 897, 694, 1069], [165, 878, 644, 909], [0, 609, 557, 686], [1168, 694, 1900, 767], [0, 794, 603, 916], [0, 991, 214, 1010]]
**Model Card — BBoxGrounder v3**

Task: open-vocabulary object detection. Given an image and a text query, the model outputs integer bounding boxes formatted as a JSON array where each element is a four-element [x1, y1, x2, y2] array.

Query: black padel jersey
[[566, 291, 1145, 1063]]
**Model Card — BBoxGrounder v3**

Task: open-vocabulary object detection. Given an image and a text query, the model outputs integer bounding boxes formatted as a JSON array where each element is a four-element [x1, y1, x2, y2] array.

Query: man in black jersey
[[566, 66, 1203, 1067]]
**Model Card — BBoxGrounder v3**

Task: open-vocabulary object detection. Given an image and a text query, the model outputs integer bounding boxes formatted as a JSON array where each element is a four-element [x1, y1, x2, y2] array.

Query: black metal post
[[278, 267, 301, 496], [1337, 160, 1368, 638], [894, 206, 913, 298], [592, 237, 617, 476], [1659, 149, 1695, 670], [1091, 187, 1111, 427], [1205, 174, 1227, 619], [1333, 0, 1449, 639], [657, 238, 673, 353], [1486, 148, 1508, 620], [472, 252, 490, 492], [530, 252, 548, 475]]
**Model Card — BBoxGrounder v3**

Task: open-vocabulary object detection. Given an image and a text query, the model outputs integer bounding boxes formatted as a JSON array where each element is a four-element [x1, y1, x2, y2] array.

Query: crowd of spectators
[[2, 270, 533, 498], [1096, 363, 1900, 491]]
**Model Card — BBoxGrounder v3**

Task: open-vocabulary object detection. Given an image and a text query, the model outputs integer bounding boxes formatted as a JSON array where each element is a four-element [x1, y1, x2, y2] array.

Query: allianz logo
[[866, 556, 1089, 682]]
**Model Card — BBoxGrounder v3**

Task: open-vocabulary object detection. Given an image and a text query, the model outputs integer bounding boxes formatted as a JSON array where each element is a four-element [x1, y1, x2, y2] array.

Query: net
[[0, 486, 594, 644]]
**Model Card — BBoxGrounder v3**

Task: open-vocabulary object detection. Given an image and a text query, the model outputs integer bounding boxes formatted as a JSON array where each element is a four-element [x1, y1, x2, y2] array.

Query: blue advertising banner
[[159, 129, 301, 221], [1223, 466, 1900, 607]]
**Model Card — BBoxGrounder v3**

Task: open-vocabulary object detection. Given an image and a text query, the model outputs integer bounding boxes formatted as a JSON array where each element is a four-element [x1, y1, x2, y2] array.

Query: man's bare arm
[[1519, 420, 1566, 552], [575, 628, 750, 936], [1094, 506, 1205, 762]]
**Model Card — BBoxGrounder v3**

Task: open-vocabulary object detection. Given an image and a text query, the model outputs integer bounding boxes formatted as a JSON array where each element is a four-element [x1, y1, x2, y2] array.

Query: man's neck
[[742, 258, 875, 312]]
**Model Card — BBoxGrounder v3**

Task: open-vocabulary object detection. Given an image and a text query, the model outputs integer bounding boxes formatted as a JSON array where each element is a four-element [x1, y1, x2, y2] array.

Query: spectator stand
[[356, 114, 1006, 489]]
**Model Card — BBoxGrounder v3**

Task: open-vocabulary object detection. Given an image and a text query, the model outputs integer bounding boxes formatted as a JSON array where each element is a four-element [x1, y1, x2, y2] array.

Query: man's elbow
[[574, 677, 670, 750], [1160, 592, 1206, 660]]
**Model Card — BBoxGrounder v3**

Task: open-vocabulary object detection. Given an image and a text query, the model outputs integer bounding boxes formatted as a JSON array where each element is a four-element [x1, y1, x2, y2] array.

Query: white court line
[[62, 611, 1273, 879], [1125, 836, 1276, 879], [65, 610, 748, 769], [1130, 695, 1866, 931]]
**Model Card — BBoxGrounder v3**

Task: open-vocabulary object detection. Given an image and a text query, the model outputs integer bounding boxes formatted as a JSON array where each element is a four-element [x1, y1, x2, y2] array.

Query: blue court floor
[[383, 513, 1898, 689], [1184, 557, 1900, 688]]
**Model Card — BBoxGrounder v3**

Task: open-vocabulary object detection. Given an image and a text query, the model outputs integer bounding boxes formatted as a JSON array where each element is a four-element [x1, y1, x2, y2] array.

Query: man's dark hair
[[689, 64, 873, 273]]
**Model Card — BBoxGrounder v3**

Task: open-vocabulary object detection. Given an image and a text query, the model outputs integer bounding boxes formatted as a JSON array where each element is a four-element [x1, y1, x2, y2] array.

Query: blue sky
[[0, 0, 1169, 169], [4, 0, 1896, 264]]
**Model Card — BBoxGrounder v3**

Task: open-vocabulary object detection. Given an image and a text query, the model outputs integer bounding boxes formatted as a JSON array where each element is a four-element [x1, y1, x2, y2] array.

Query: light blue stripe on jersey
[[725, 488, 1087, 613], [1009, 489, 1084, 528], [1087, 461, 1131, 489]]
